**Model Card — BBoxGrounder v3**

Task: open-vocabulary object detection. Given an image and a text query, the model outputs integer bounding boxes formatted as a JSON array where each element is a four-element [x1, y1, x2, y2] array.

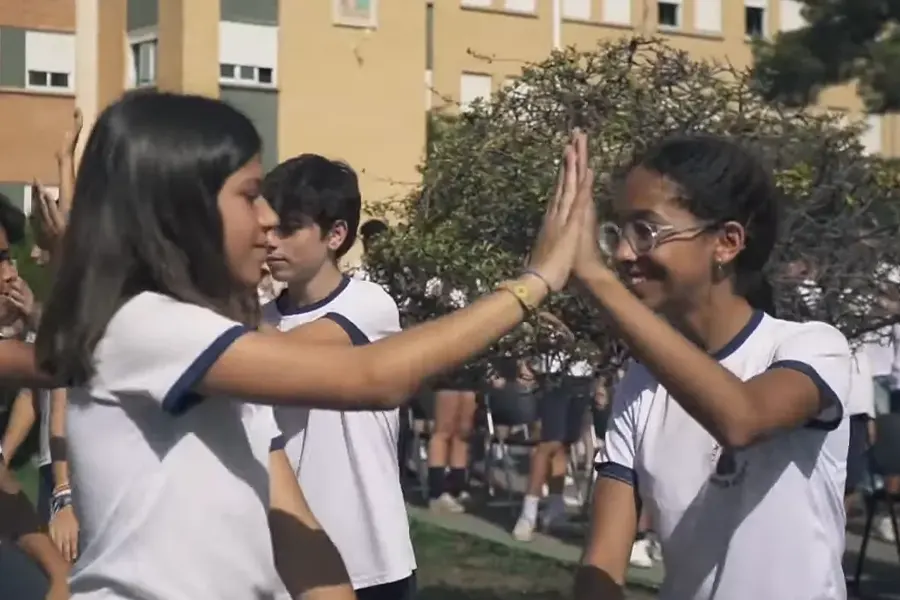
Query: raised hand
[[526, 129, 595, 292], [30, 180, 66, 253], [569, 130, 609, 280], [56, 108, 82, 217]]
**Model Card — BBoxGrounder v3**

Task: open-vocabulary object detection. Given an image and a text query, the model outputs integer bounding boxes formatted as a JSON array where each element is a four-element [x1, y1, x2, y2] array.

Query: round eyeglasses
[[598, 220, 717, 257]]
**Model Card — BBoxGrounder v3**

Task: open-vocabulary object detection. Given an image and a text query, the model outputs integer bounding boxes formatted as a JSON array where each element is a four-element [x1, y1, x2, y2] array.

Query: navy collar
[[275, 276, 350, 316], [711, 310, 764, 361]]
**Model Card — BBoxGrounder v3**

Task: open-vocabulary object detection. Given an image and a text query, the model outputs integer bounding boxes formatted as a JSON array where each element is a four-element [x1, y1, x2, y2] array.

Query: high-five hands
[[526, 129, 596, 292]]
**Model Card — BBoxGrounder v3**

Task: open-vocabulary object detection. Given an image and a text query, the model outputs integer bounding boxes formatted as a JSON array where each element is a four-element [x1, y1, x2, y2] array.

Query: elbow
[[358, 357, 411, 411], [715, 406, 761, 450]]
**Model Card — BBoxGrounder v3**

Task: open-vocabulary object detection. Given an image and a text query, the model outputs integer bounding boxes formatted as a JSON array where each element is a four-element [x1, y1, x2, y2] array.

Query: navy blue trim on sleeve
[[595, 461, 638, 487], [269, 434, 287, 452], [768, 359, 844, 431], [162, 324, 249, 415], [322, 312, 370, 346]]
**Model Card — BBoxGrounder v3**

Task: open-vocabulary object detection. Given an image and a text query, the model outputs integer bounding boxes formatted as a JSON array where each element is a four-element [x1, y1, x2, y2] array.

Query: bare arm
[[201, 275, 548, 409], [268, 448, 356, 600], [283, 319, 354, 346], [575, 478, 637, 600], [578, 266, 841, 448], [48, 388, 69, 487], [0, 388, 37, 464], [0, 463, 70, 586], [0, 339, 57, 389]]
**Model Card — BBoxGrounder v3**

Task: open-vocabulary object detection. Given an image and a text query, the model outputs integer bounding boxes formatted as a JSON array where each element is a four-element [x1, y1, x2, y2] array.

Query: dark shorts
[[410, 388, 435, 420], [539, 377, 593, 444], [846, 414, 870, 495], [486, 383, 538, 427], [356, 572, 416, 600]]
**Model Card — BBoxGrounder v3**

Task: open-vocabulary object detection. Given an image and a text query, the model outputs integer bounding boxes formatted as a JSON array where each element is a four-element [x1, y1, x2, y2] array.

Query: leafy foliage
[[752, 0, 900, 113], [364, 38, 900, 378]]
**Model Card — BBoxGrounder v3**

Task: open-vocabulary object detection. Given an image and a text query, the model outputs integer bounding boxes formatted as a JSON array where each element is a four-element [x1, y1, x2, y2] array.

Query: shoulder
[[770, 319, 850, 356], [102, 292, 245, 357], [343, 279, 400, 317]]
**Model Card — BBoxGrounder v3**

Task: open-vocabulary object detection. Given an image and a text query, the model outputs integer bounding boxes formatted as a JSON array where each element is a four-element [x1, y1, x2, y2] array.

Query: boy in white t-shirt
[[262, 154, 416, 599]]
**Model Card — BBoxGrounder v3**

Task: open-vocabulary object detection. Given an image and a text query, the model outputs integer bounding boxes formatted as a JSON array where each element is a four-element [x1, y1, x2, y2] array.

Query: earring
[[714, 261, 725, 278]]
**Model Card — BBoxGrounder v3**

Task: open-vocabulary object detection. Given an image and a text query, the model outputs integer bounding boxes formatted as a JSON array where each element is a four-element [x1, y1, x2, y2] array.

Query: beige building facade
[[0, 1, 884, 235]]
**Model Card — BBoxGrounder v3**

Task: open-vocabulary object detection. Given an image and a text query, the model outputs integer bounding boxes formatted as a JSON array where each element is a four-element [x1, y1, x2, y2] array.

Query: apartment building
[[4, 0, 888, 227], [0, 0, 77, 212], [440, 0, 892, 155]]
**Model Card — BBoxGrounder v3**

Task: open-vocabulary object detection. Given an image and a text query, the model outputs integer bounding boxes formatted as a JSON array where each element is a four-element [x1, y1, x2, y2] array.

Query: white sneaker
[[512, 516, 536, 542], [876, 515, 898, 542], [429, 493, 465, 514], [629, 539, 654, 569]]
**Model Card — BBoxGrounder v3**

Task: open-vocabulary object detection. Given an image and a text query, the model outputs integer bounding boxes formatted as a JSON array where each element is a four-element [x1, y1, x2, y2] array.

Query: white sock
[[521, 495, 540, 523]]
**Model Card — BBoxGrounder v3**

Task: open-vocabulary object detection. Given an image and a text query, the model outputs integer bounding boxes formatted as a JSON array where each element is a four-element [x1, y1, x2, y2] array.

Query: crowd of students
[[0, 89, 888, 600]]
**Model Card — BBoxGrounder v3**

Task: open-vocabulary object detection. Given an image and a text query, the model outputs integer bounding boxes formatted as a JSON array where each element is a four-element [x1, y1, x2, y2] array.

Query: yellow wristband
[[497, 280, 539, 315]]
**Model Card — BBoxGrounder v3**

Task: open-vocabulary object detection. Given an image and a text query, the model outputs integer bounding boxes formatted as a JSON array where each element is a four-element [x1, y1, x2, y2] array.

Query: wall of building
[[0, 1, 75, 211], [278, 1, 427, 214]]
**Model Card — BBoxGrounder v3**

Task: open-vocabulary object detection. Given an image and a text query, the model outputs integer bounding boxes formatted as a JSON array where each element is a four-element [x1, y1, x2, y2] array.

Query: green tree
[[751, 0, 900, 112], [364, 38, 900, 378]]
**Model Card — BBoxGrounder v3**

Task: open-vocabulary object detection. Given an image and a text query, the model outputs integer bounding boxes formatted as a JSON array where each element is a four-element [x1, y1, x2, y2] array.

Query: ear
[[326, 220, 349, 252], [714, 221, 746, 268]]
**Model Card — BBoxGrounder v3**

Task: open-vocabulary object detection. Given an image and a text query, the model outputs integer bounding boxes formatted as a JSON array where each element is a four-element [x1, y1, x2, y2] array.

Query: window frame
[[333, 0, 379, 29]]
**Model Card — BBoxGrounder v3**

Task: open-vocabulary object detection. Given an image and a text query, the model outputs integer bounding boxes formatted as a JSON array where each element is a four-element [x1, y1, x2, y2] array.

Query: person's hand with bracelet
[[49, 482, 80, 563]]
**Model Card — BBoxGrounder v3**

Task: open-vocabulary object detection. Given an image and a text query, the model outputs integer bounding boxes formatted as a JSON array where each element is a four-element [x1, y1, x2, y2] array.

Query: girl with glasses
[[574, 132, 852, 600]]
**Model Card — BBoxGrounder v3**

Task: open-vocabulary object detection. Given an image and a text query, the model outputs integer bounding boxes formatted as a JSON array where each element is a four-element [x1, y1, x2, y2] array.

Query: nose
[[255, 197, 279, 232], [613, 235, 638, 265]]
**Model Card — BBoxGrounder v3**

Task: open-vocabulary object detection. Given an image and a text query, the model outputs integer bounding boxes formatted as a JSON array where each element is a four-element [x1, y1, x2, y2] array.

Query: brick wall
[[0, 0, 75, 32]]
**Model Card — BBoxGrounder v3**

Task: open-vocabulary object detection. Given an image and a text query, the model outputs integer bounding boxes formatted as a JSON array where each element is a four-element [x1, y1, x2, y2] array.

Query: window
[[779, 0, 804, 31], [744, 0, 767, 37], [694, 0, 721, 33], [131, 39, 157, 86], [27, 70, 69, 90], [745, 6, 764, 36], [861, 115, 883, 155], [563, 0, 590, 20], [460, 73, 492, 111], [603, 0, 631, 24], [334, 0, 378, 27], [25, 31, 75, 92], [657, 1, 680, 28], [505, 0, 535, 12], [220, 64, 275, 86], [219, 22, 277, 86]]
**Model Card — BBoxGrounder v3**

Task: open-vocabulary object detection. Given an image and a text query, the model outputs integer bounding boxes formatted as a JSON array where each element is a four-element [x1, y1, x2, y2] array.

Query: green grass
[[14, 461, 39, 504], [411, 519, 578, 599]]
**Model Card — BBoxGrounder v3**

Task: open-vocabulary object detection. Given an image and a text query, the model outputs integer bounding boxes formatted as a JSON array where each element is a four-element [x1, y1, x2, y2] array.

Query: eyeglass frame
[[598, 219, 720, 258]]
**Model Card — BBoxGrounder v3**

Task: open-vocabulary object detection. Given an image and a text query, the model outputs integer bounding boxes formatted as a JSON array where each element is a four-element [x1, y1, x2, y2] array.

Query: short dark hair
[[0, 193, 25, 245], [262, 154, 361, 258], [359, 218, 388, 251], [36, 91, 262, 384]]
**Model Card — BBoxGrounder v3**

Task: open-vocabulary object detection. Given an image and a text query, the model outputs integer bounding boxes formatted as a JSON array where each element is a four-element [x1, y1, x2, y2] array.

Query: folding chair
[[853, 414, 900, 587]]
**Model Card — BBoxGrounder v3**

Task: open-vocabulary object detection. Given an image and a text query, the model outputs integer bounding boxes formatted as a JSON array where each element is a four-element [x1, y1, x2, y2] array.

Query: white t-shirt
[[262, 277, 416, 590], [847, 350, 876, 418], [597, 312, 851, 600], [67, 292, 287, 600]]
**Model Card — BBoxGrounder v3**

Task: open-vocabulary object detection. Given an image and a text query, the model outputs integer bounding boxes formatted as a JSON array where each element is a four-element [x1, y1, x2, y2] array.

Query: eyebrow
[[618, 208, 666, 223]]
